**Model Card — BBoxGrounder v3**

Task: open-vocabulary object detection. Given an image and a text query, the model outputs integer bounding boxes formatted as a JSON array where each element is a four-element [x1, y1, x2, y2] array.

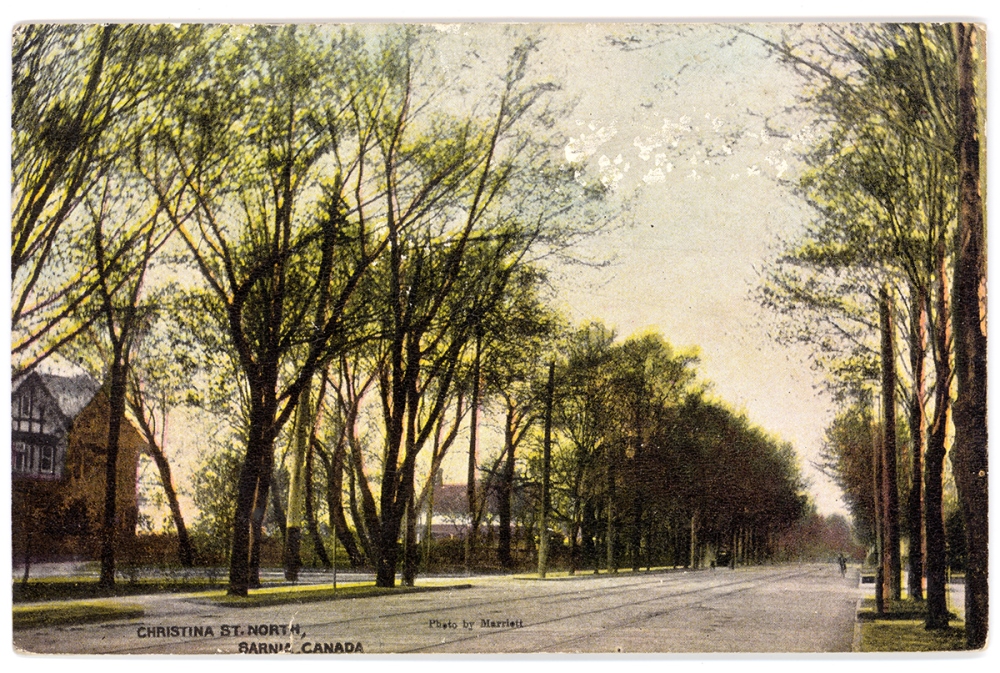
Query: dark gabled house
[[12, 358, 146, 563]]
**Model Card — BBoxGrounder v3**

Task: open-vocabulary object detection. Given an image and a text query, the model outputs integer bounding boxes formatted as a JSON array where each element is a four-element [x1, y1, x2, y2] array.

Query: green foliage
[[817, 404, 877, 545], [760, 24, 957, 400], [861, 619, 967, 652], [190, 439, 244, 562], [11, 24, 203, 373], [537, 321, 805, 569], [13, 600, 144, 630]]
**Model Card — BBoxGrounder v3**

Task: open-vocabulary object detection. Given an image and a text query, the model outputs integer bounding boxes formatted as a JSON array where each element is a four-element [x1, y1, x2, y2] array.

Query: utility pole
[[465, 325, 483, 574]]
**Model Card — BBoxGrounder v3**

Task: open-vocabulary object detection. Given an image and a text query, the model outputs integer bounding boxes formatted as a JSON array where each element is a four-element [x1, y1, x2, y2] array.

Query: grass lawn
[[857, 596, 968, 651], [862, 619, 967, 651], [204, 582, 472, 608], [13, 600, 144, 630], [13, 577, 229, 603]]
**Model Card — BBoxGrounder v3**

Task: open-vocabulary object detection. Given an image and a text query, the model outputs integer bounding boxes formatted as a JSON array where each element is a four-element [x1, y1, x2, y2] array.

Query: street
[[13, 563, 861, 654]]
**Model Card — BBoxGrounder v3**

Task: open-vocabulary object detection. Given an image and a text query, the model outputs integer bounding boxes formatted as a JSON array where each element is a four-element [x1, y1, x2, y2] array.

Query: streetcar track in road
[[93, 566, 702, 654], [529, 567, 819, 652], [287, 566, 717, 628], [292, 565, 795, 635], [82, 565, 813, 654], [398, 566, 816, 653]]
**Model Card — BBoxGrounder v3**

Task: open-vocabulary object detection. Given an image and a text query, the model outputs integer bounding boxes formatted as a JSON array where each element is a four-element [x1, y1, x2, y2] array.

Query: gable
[[70, 390, 149, 454], [11, 373, 72, 438]]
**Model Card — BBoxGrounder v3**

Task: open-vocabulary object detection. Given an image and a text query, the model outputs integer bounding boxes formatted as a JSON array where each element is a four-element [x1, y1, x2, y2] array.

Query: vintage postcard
[[8, 21, 987, 655]]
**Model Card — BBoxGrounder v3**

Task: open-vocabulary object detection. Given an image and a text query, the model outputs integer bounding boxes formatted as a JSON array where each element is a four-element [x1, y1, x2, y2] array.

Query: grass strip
[[13, 600, 144, 630], [861, 619, 967, 651], [856, 596, 967, 651], [205, 582, 472, 608], [13, 578, 229, 603]]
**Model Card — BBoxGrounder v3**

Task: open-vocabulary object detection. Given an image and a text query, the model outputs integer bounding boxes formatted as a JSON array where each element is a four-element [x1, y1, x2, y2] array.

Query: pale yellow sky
[[446, 23, 846, 514]]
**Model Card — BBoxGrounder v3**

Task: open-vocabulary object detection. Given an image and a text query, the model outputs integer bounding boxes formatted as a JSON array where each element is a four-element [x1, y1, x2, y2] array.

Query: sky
[[424, 23, 847, 513], [545, 25, 842, 511]]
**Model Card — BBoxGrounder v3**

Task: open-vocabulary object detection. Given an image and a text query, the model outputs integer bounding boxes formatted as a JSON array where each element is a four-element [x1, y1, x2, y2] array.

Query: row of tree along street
[[755, 24, 987, 648], [13, 24, 812, 597]]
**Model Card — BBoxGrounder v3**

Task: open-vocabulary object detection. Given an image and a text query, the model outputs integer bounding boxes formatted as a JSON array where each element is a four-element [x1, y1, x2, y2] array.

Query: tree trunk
[[582, 500, 597, 572], [465, 331, 482, 573], [569, 499, 581, 575], [284, 385, 311, 581], [606, 460, 616, 573], [248, 463, 273, 590], [872, 408, 885, 615], [318, 437, 365, 568], [375, 517, 401, 587], [269, 474, 287, 542], [925, 245, 951, 629], [343, 448, 374, 566], [424, 469, 437, 570], [951, 22, 988, 650], [537, 361, 554, 578], [304, 437, 331, 570], [129, 392, 196, 568], [907, 284, 927, 601], [689, 511, 697, 569], [879, 285, 901, 602], [630, 401, 644, 572], [99, 353, 128, 589], [402, 486, 418, 586], [498, 408, 515, 570], [228, 393, 277, 596], [147, 442, 195, 567]]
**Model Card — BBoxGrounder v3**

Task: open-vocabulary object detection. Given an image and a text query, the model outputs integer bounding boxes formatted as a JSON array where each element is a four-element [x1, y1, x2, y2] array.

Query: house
[[11, 358, 146, 563], [419, 481, 515, 542]]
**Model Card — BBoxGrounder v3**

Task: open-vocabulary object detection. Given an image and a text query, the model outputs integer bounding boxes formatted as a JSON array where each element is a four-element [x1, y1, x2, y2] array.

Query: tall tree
[[122, 314, 198, 568], [925, 236, 952, 628], [481, 272, 560, 569], [341, 34, 603, 588], [537, 361, 555, 578], [143, 26, 395, 596], [905, 285, 926, 601], [950, 22, 987, 650], [878, 286, 901, 601], [754, 26, 964, 622]]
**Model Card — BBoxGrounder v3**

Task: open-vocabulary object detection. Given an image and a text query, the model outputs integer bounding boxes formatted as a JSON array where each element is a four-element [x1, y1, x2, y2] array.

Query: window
[[12, 386, 46, 434], [39, 445, 55, 474], [12, 441, 27, 472], [12, 441, 57, 477]]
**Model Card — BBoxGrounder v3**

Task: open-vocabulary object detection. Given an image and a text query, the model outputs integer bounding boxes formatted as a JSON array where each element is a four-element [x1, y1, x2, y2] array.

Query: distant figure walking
[[838, 553, 847, 577]]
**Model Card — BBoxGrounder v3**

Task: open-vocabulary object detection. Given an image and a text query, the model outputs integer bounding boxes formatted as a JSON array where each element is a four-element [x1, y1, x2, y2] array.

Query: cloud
[[565, 120, 618, 163], [642, 168, 667, 184]]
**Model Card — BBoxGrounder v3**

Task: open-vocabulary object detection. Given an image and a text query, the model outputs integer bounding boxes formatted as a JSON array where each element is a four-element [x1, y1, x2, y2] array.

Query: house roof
[[427, 483, 502, 517], [13, 356, 101, 422], [37, 371, 102, 420]]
